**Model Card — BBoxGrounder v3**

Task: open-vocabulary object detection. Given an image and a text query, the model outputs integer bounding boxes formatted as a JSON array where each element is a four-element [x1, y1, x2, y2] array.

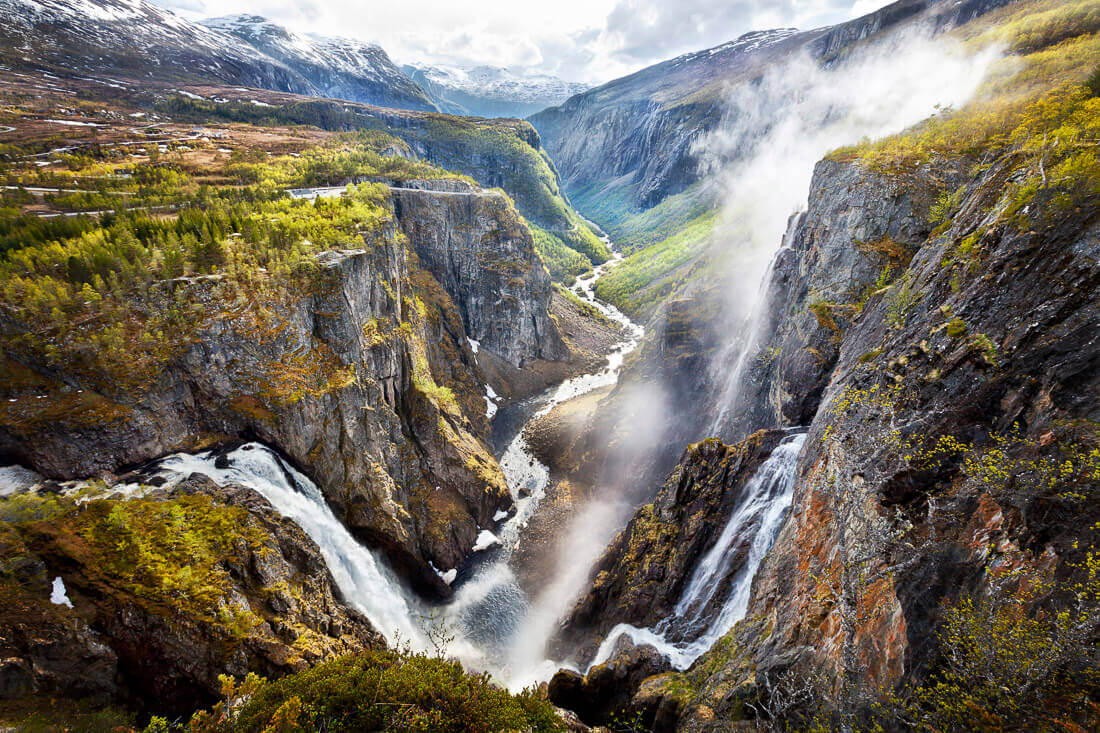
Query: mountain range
[[0, 0, 590, 117], [402, 63, 589, 118]]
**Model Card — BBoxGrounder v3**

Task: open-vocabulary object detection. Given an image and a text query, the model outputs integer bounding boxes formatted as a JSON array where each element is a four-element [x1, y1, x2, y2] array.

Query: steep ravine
[[547, 146, 1099, 729], [1, 179, 572, 604], [0, 223, 645, 711]]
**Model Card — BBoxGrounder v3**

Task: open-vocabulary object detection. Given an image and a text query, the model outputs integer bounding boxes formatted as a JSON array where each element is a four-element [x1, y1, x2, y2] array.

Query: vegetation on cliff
[[180, 650, 564, 733], [156, 93, 613, 275]]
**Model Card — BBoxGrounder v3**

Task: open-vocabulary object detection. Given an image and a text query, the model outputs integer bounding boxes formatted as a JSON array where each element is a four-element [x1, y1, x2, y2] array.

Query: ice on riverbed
[[467, 337, 480, 354], [50, 577, 73, 608], [472, 529, 500, 552], [493, 509, 509, 522]]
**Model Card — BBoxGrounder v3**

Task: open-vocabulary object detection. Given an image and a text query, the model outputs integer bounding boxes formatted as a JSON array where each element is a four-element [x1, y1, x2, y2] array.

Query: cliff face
[[0, 475, 380, 717], [530, 0, 1012, 215], [711, 158, 951, 441], [733, 150, 1099, 692], [558, 143, 1099, 727], [0, 182, 563, 599], [392, 179, 567, 367]]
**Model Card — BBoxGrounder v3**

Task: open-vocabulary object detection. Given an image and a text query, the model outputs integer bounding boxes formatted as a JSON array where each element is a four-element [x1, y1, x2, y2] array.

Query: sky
[[153, 0, 890, 85]]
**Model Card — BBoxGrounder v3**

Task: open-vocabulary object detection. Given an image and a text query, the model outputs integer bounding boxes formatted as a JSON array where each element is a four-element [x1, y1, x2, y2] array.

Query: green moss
[[858, 348, 885, 364], [809, 299, 843, 336], [946, 317, 969, 338], [970, 332, 1000, 365], [885, 274, 922, 329]]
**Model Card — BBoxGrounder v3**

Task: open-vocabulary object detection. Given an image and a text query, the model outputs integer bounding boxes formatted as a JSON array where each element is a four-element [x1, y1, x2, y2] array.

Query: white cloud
[[152, 0, 889, 84]]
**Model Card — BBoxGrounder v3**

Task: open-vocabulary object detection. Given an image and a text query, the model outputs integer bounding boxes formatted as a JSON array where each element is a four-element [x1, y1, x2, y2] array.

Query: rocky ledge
[[0, 475, 379, 718]]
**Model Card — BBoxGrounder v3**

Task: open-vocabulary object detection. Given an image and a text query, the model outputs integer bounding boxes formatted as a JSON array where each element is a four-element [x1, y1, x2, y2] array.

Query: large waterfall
[[154, 445, 431, 650], [588, 432, 806, 671]]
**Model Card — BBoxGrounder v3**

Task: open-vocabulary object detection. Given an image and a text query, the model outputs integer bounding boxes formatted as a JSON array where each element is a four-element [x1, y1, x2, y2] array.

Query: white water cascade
[[153, 444, 431, 650], [588, 432, 806, 671]]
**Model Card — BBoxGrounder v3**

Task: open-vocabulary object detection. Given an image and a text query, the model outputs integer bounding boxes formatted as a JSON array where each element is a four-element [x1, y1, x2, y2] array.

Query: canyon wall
[[0, 182, 564, 599]]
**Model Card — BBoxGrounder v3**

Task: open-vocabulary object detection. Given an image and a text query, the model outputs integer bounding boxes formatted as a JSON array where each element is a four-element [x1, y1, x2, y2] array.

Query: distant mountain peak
[[402, 62, 589, 118], [0, 0, 437, 111]]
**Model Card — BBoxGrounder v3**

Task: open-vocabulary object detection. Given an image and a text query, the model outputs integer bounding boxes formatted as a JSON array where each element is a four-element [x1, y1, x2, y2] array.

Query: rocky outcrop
[[391, 179, 566, 367], [551, 430, 787, 663], [0, 187, 559, 598], [0, 475, 380, 717], [548, 636, 673, 729]]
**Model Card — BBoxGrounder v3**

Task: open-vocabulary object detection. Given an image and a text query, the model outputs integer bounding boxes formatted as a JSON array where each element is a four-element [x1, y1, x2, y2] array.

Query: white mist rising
[[699, 33, 1001, 432]]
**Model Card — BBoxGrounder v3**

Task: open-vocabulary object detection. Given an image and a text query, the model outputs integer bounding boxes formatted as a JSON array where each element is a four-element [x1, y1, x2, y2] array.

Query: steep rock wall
[[391, 180, 566, 367], [557, 150, 1099, 727], [0, 186, 567, 598]]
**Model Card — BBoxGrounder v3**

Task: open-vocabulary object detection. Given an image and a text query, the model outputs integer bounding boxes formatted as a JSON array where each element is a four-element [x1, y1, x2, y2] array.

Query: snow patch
[[50, 576, 73, 608], [45, 118, 105, 126], [471, 530, 500, 552]]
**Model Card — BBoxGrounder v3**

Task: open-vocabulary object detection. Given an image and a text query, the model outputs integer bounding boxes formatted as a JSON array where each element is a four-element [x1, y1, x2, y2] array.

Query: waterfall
[[443, 247, 646, 688], [153, 444, 430, 650], [588, 432, 806, 671], [707, 214, 802, 436]]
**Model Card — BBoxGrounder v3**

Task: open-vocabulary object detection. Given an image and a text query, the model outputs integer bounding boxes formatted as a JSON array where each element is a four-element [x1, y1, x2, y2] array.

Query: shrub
[[1088, 64, 1100, 96], [879, 555, 1100, 731], [885, 275, 921, 329], [188, 651, 565, 733]]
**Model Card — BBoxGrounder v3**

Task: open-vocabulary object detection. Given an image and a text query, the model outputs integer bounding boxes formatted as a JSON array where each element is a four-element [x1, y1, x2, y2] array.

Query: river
[[143, 222, 647, 689]]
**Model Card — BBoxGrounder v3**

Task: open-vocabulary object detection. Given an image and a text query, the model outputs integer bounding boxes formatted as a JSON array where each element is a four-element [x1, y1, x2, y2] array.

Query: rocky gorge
[[0, 0, 1098, 729]]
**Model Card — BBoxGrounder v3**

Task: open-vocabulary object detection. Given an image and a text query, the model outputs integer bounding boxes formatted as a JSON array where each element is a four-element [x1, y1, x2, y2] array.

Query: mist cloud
[[698, 30, 1002, 431]]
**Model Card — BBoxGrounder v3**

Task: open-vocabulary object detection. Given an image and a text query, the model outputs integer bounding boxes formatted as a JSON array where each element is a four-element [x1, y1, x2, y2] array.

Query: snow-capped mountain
[[402, 64, 589, 119], [201, 15, 436, 112], [0, 0, 437, 112]]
